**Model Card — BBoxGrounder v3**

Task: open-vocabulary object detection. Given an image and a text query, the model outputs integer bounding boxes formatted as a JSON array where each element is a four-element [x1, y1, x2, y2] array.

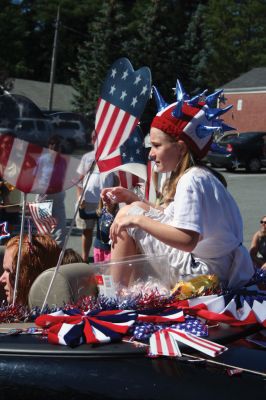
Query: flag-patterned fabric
[[28, 201, 57, 234], [117, 171, 142, 191], [0, 134, 82, 194], [137, 308, 185, 323], [174, 292, 266, 327], [149, 328, 228, 358], [95, 58, 151, 161], [97, 125, 148, 181], [149, 329, 182, 357], [131, 316, 208, 342], [35, 309, 137, 347]]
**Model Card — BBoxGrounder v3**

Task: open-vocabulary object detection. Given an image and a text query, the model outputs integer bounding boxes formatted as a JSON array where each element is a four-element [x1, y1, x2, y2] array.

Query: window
[[237, 99, 243, 111]]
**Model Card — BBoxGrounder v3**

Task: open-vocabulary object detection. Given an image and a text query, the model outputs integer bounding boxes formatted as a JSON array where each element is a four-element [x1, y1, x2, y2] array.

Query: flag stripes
[[149, 328, 227, 358], [0, 134, 82, 194], [95, 99, 138, 160], [149, 330, 181, 357]]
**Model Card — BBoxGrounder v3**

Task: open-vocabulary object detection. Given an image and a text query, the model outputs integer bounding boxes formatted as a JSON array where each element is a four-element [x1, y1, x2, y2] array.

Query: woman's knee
[[116, 201, 149, 219], [116, 204, 132, 218], [131, 200, 149, 210]]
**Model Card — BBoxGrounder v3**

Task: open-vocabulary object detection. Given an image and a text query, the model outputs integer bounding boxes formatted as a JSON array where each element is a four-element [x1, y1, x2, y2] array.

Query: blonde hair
[[161, 151, 193, 206], [155, 135, 227, 206], [7, 234, 61, 305]]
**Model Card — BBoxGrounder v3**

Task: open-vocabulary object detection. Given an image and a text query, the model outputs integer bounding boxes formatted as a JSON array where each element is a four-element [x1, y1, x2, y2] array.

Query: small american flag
[[28, 201, 57, 234], [95, 58, 151, 160], [149, 328, 228, 358]]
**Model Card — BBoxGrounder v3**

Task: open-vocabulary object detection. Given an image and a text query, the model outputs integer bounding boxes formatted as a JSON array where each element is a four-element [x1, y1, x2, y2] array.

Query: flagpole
[[12, 192, 27, 306], [48, 4, 60, 111], [40, 160, 96, 312]]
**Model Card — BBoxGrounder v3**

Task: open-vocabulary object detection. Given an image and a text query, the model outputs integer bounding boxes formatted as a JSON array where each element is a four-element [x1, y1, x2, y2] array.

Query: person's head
[[61, 248, 83, 265], [260, 216, 266, 235], [149, 83, 232, 204], [48, 134, 62, 152], [0, 234, 61, 304]]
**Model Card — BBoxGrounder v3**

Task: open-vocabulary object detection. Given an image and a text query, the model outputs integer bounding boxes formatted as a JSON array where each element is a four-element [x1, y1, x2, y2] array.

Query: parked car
[[14, 117, 53, 148], [207, 131, 266, 172], [49, 112, 90, 152]]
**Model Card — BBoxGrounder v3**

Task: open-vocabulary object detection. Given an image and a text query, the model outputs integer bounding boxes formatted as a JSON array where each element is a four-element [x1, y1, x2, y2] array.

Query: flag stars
[[122, 152, 127, 158], [136, 148, 140, 155], [131, 97, 138, 107], [120, 91, 127, 101], [140, 85, 148, 96], [111, 68, 117, 78], [130, 156, 134, 162], [134, 75, 141, 85], [122, 69, 129, 80], [109, 85, 116, 95]]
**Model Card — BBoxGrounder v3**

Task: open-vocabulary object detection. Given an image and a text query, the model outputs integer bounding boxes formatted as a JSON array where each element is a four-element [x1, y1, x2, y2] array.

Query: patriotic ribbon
[[149, 328, 227, 358], [35, 307, 185, 347], [35, 309, 137, 347]]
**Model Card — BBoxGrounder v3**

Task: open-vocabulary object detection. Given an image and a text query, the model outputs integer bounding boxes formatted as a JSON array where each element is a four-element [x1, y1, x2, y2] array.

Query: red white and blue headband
[[151, 80, 235, 159]]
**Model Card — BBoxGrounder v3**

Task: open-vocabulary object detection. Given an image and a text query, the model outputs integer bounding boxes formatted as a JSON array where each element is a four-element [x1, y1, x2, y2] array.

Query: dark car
[[207, 131, 266, 172]]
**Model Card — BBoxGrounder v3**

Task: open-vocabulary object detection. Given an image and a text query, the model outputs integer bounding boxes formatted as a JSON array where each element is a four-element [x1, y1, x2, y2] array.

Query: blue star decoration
[[0, 221, 10, 242]]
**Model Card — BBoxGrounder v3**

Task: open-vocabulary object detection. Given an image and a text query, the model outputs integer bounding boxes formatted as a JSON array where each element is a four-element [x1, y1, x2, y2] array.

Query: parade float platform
[[0, 255, 265, 399], [0, 322, 265, 400]]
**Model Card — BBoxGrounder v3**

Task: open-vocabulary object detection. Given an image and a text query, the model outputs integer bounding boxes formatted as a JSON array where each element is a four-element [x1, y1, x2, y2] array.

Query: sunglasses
[[260, 221, 266, 225]]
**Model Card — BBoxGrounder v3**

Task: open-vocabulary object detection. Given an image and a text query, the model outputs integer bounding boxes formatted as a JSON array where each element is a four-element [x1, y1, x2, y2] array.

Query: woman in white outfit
[[101, 83, 254, 290]]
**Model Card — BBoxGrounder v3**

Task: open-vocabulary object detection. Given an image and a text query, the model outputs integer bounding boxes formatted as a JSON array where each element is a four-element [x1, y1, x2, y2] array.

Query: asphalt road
[[64, 168, 266, 256]]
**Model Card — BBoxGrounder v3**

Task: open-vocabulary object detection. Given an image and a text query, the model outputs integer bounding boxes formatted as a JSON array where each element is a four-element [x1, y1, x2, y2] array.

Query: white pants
[[127, 205, 254, 290]]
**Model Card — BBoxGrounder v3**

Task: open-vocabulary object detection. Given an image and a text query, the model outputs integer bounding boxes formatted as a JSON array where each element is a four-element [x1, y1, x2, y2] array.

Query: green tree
[[182, 3, 212, 94], [72, 0, 129, 118], [203, 0, 266, 87], [0, 0, 100, 83], [0, 0, 28, 77]]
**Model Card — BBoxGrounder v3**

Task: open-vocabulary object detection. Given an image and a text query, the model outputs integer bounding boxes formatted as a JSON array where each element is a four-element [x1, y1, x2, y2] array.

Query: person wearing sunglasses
[[250, 216, 266, 270]]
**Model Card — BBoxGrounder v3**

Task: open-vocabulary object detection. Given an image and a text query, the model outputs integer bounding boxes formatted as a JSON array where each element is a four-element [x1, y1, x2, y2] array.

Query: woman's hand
[[101, 186, 139, 205]]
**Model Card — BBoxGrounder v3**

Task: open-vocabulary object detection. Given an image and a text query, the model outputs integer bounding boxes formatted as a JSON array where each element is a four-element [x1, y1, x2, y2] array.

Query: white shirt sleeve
[[167, 172, 203, 234]]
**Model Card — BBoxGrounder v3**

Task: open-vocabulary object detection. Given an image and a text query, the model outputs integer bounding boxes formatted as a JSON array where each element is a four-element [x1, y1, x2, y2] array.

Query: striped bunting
[[174, 292, 266, 327], [35, 309, 137, 347]]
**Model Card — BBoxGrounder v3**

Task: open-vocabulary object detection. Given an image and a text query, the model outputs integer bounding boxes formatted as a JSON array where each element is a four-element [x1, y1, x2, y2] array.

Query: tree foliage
[[1, 0, 266, 116]]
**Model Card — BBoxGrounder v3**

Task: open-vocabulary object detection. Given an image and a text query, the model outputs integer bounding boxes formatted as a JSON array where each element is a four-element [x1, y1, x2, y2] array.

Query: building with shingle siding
[[219, 68, 266, 132], [10, 78, 77, 112]]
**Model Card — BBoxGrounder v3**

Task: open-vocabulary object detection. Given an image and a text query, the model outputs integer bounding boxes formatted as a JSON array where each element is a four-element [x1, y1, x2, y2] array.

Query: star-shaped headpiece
[[151, 80, 235, 159]]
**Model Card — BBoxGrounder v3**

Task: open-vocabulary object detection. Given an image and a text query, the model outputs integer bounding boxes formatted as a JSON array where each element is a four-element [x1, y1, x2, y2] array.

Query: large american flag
[[0, 133, 83, 194], [28, 201, 57, 234], [95, 58, 151, 161]]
